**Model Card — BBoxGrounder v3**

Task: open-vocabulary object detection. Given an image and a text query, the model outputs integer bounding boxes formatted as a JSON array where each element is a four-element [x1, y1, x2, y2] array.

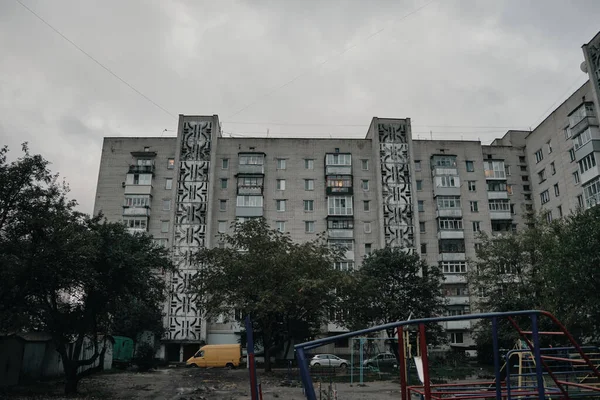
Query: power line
[[225, 0, 437, 119], [14, 0, 176, 119]]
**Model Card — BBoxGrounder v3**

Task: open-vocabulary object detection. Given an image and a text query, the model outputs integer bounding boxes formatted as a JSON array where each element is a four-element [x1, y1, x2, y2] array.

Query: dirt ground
[[2, 366, 406, 399]]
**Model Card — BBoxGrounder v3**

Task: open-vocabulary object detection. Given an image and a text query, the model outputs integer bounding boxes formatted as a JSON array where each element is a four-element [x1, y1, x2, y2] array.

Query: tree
[[338, 247, 446, 361], [190, 218, 346, 372], [0, 144, 173, 394]]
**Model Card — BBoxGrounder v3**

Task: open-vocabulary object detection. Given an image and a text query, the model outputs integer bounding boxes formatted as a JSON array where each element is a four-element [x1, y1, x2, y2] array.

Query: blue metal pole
[[505, 352, 512, 400], [530, 314, 546, 400], [296, 347, 316, 400], [350, 338, 354, 385], [492, 317, 502, 400], [245, 315, 259, 400]]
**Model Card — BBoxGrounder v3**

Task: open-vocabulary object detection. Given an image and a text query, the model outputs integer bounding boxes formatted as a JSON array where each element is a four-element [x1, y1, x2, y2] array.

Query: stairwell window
[[540, 190, 550, 204]]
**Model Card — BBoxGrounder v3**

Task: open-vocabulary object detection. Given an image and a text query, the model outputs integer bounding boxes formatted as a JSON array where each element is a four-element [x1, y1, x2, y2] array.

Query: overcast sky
[[1, 0, 599, 213]]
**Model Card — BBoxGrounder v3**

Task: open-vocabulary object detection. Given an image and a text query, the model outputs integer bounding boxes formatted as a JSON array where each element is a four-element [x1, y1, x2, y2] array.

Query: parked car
[[363, 352, 397, 368], [309, 354, 349, 368]]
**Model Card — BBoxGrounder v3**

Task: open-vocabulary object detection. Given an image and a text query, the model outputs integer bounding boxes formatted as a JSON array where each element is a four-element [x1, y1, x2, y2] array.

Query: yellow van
[[186, 344, 242, 368]]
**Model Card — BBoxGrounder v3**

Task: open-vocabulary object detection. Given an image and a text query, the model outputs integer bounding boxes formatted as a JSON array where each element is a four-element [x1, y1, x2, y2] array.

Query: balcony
[[447, 296, 470, 306], [326, 186, 353, 195], [436, 209, 463, 218], [237, 185, 263, 195], [443, 320, 471, 330], [569, 103, 597, 136], [571, 115, 599, 137], [489, 210, 512, 220], [123, 207, 150, 216], [438, 230, 464, 240], [124, 185, 152, 195], [235, 206, 263, 217], [484, 170, 506, 180], [443, 274, 467, 284], [127, 227, 147, 234], [487, 191, 508, 200], [325, 165, 352, 175], [128, 164, 155, 174], [238, 164, 264, 174], [433, 185, 461, 197], [328, 229, 354, 239], [432, 166, 458, 176], [439, 253, 466, 262]]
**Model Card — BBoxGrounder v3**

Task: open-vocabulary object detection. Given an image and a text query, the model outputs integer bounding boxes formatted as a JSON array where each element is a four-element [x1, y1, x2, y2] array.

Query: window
[[435, 175, 459, 187], [577, 194, 584, 208], [414, 160, 422, 171], [222, 159, 229, 169], [277, 158, 286, 169], [329, 239, 354, 252], [522, 175, 529, 182], [326, 176, 352, 189], [328, 196, 353, 215], [472, 221, 481, 232], [276, 179, 286, 190], [363, 200, 370, 211], [546, 211, 553, 223], [534, 149, 543, 163], [510, 203, 515, 214], [439, 239, 465, 253], [547, 140, 553, 154], [558, 205, 563, 217], [364, 222, 372, 233], [167, 158, 175, 169], [525, 204, 534, 212], [540, 190, 550, 204], [489, 199, 510, 211], [237, 196, 263, 207], [165, 178, 172, 190], [574, 171, 580, 184], [519, 156, 526, 164], [276, 221, 285, 232], [438, 218, 463, 230], [328, 219, 354, 229], [326, 153, 351, 165], [507, 184, 513, 195], [131, 174, 152, 185], [365, 243, 372, 254], [462, 160, 474, 172], [520, 165, 527, 172], [420, 243, 427, 254], [305, 221, 315, 233], [361, 180, 369, 191], [484, 160, 506, 179], [468, 181, 476, 192], [523, 185, 531, 191], [124, 195, 150, 207], [304, 179, 315, 191], [334, 261, 354, 271], [219, 200, 227, 211], [143, 146, 150, 152], [442, 261, 467, 273], [550, 162, 556, 175], [305, 159, 314, 169], [276, 200, 286, 212], [574, 128, 594, 150], [437, 196, 461, 209], [161, 221, 169, 233], [565, 126, 572, 139], [525, 194, 531, 200], [123, 217, 148, 230], [578, 152, 597, 174], [487, 181, 507, 192], [163, 200, 171, 211], [418, 200, 424, 212], [450, 332, 464, 344], [470, 201, 479, 212], [218, 221, 227, 233], [239, 155, 264, 165], [361, 159, 369, 170], [505, 165, 511, 176], [419, 222, 426, 233], [303, 200, 314, 211], [554, 183, 560, 197], [569, 148, 576, 162], [537, 169, 546, 183], [221, 178, 228, 189], [416, 180, 423, 191]]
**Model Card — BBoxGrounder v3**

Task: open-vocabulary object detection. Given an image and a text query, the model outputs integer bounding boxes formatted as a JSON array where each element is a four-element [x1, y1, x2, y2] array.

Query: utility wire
[[530, 74, 588, 129], [222, 121, 529, 129], [226, 0, 437, 119], [15, 0, 176, 119]]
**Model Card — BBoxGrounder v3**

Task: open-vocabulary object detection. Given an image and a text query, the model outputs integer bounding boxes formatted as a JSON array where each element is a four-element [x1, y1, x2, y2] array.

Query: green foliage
[[134, 342, 156, 372], [189, 218, 346, 371], [471, 208, 600, 349], [338, 247, 447, 348], [0, 144, 173, 394]]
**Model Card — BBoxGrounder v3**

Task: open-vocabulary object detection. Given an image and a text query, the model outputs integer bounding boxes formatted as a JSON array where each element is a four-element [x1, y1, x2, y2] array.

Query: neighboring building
[[93, 32, 600, 360]]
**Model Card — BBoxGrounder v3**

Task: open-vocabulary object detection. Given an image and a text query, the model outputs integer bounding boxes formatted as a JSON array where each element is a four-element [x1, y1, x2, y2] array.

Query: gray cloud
[[1, 0, 598, 213]]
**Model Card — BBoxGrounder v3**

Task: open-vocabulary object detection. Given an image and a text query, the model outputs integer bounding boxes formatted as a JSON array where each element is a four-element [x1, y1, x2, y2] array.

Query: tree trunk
[[64, 364, 79, 395], [264, 345, 272, 372], [386, 328, 401, 365]]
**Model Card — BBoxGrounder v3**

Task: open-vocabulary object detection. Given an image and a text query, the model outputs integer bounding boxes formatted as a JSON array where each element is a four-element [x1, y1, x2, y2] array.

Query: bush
[[134, 343, 156, 372]]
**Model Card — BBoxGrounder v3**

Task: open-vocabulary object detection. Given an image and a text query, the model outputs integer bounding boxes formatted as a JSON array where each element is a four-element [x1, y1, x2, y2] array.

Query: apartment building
[[93, 31, 600, 361]]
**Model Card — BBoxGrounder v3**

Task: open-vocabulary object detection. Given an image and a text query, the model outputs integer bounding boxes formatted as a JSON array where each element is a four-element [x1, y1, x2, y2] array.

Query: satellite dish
[[581, 61, 588, 73]]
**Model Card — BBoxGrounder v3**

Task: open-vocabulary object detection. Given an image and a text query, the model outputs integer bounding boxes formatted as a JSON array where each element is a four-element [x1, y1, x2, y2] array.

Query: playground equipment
[[294, 310, 600, 400]]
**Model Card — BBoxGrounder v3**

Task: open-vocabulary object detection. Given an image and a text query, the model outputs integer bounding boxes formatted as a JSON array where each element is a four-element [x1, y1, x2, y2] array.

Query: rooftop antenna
[[430, 130, 433, 140], [161, 129, 174, 137], [266, 128, 270, 138]]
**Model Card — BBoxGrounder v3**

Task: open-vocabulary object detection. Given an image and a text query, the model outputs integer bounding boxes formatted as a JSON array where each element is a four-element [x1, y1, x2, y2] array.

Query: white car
[[309, 354, 349, 369]]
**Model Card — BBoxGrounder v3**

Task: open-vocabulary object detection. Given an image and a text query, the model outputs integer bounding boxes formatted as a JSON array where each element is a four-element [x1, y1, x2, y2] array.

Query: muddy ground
[[2, 366, 407, 399]]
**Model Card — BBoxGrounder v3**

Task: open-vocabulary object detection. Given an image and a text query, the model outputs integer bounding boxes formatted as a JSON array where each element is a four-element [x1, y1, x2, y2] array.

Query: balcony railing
[[326, 186, 353, 195], [484, 170, 506, 180], [238, 164, 264, 174], [123, 207, 150, 216], [571, 116, 599, 137], [237, 185, 263, 195], [128, 165, 155, 174]]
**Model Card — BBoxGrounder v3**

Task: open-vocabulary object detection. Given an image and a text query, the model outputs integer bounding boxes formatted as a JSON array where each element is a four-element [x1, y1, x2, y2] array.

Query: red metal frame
[[397, 326, 408, 400]]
